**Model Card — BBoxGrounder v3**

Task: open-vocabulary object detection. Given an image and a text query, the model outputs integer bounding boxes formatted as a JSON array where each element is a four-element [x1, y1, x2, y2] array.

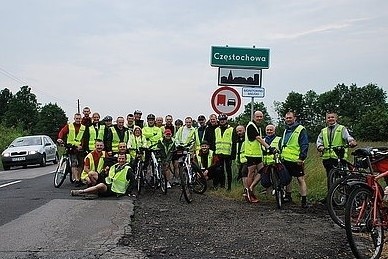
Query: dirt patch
[[124, 187, 354, 258]]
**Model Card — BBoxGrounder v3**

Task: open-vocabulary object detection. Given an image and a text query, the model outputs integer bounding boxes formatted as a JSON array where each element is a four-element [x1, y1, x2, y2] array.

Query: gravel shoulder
[[120, 187, 354, 259]]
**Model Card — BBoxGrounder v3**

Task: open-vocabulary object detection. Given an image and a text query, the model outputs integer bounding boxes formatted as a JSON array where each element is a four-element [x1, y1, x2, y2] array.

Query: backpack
[[260, 163, 291, 188]]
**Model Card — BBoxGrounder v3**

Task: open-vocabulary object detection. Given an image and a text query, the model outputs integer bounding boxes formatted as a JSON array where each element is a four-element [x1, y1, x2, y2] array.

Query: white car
[[1, 135, 59, 170]]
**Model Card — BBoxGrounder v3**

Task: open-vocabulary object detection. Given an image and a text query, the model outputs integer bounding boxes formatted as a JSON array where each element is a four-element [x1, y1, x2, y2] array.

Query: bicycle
[[174, 142, 207, 204], [269, 150, 290, 209], [326, 145, 356, 190], [326, 148, 371, 228], [53, 143, 77, 188], [138, 144, 167, 195], [344, 148, 388, 258]]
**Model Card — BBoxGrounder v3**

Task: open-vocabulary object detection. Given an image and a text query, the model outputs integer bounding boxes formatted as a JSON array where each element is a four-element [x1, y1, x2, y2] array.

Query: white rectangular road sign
[[242, 87, 265, 98]]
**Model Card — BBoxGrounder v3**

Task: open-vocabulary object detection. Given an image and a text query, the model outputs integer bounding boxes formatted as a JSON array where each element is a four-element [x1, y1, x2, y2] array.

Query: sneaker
[[70, 190, 84, 196], [301, 202, 311, 208], [167, 182, 172, 189]]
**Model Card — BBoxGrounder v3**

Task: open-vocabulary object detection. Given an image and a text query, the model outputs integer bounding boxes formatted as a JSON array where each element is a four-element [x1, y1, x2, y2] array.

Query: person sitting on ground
[[80, 139, 108, 187], [71, 153, 135, 198], [193, 140, 219, 183]]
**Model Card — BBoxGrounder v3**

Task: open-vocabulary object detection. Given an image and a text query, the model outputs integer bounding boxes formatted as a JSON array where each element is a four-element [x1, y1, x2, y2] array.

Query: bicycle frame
[[370, 170, 388, 227]]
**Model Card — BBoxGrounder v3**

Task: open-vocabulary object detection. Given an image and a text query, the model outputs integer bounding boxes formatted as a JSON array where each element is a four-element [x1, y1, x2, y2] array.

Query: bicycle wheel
[[157, 164, 167, 194], [328, 168, 344, 190], [135, 161, 143, 195], [270, 166, 282, 209], [192, 171, 207, 194], [67, 158, 75, 183], [345, 187, 384, 259], [144, 163, 156, 189], [179, 166, 192, 203], [327, 177, 353, 228], [54, 156, 68, 188]]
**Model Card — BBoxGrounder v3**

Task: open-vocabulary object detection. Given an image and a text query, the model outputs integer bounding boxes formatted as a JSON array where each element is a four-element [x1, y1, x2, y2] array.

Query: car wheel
[[40, 154, 47, 167], [53, 152, 59, 164]]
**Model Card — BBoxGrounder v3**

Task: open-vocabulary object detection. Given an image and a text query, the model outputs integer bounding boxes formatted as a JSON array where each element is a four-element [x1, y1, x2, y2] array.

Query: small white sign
[[242, 87, 265, 98]]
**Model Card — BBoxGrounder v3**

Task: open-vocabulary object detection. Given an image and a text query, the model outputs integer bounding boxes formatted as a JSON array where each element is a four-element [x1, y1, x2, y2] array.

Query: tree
[[0, 88, 13, 121], [3, 86, 40, 132], [34, 103, 68, 140], [353, 104, 388, 141]]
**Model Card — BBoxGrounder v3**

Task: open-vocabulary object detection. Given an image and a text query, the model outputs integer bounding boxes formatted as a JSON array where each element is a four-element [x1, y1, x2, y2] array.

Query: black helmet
[[218, 113, 228, 120], [175, 119, 183, 126], [134, 109, 142, 115], [147, 114, 155, 120], [103, 115, 113, 121]]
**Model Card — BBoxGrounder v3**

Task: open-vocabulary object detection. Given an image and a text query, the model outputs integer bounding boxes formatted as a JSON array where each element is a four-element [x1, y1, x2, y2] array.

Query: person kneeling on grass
[[71, 153, 135, 198]]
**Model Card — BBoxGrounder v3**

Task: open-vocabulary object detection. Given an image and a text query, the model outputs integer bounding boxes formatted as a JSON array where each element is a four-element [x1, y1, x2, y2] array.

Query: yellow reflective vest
[[281, 125, 304, 162], [67, 123, 85, 146], [81, 151, 106, 180], [215, 126, 233, 155], [321, 125, 348, 159], [111, 127, 129, 153], [88, 124, 105, 151], [244, 121, 263, 158], [262, 136, 281, 165], [196, 149, 214, 169], [105, 164, 131, 194]]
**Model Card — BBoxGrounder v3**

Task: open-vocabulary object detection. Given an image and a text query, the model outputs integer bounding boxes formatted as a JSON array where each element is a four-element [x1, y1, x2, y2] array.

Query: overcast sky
[[1, 0, 387, 122]]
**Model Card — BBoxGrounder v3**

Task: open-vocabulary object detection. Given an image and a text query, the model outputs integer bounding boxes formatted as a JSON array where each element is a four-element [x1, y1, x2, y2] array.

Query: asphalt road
[[0, 164, 143, 259]]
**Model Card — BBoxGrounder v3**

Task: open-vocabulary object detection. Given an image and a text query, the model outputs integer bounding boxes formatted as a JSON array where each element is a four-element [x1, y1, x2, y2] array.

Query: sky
[[1, 0, 388, 123]]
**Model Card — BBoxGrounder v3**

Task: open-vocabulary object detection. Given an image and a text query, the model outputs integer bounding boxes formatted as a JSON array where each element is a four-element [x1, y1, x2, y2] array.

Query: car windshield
[[11, 137, 42, 147]]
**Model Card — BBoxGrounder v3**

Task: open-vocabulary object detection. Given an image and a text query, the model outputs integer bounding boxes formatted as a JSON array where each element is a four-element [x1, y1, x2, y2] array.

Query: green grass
[[213, 142, 388, 203]]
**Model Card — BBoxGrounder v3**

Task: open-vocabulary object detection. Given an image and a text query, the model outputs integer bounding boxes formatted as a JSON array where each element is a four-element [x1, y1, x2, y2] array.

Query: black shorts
[[239, 163, 248, 178], [282, 160, 305, 177], [98, 184, 114, 197], [246, 157, 263, 167]]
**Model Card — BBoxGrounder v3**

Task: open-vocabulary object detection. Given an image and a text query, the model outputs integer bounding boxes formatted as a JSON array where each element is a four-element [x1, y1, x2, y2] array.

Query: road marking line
[[0, 180, 22, 188]]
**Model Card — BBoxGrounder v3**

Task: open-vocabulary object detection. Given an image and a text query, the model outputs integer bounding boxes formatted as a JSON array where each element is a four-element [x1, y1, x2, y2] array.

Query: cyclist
[[194, 140, 219, 182], [244, 111, 270, 203], [233, 125, 248, 201], [163, 114, 175, 136], [280, 111, 309, 208], [155, 116, 164, 128], [203, 114, 218, 151], [85, 112, 105, 153], [214, 113, 236, 191], [157, 129, 176, 188], [127, 126, 147, 161], [174, 119, 183, 134], [80, 139, 108, 186], [58, 113, 86, 187], [175, 117, 197, 147], [195, 115, 207, 149], [71, 153, 134, 198], [316, 111, 357, 194], [105, 116, 130, 156], [143, 114, 163, 146], [114, 142, 131, 163], [81, 106, 92, 127], [126, 113, 136, 133], [134, 109, 144, 128]]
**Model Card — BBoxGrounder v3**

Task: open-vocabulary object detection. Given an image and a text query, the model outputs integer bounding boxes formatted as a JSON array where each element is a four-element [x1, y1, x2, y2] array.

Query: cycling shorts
[[282, 160, 305, 177]]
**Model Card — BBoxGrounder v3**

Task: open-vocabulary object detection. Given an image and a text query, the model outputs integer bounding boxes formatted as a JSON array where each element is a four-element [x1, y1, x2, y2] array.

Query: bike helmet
[[147, 114, 156, 120], [218, 113, 228, 120], [134, 109, 142, 115], [103, 115, 113, 121]]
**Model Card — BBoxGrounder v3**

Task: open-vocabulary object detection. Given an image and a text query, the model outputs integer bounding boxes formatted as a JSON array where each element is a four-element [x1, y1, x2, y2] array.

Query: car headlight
[[2, 153, 10, 157], [28, 150, 38, 155]]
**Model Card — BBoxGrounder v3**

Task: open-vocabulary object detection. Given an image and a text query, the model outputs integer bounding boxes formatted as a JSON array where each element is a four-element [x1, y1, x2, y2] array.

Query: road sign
[[242, 87, 265, 98], [211, 46, 270, 69], [218, 68, 262, 87], [211, 86, 241, 116]]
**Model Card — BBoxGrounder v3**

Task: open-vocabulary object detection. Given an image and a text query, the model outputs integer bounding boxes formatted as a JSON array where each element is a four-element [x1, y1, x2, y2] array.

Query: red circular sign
[[211, 86, 241, 116]]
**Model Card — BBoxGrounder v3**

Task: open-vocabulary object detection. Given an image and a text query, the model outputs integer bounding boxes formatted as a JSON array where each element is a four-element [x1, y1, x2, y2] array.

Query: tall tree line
[[0, 86, 68, 140]]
